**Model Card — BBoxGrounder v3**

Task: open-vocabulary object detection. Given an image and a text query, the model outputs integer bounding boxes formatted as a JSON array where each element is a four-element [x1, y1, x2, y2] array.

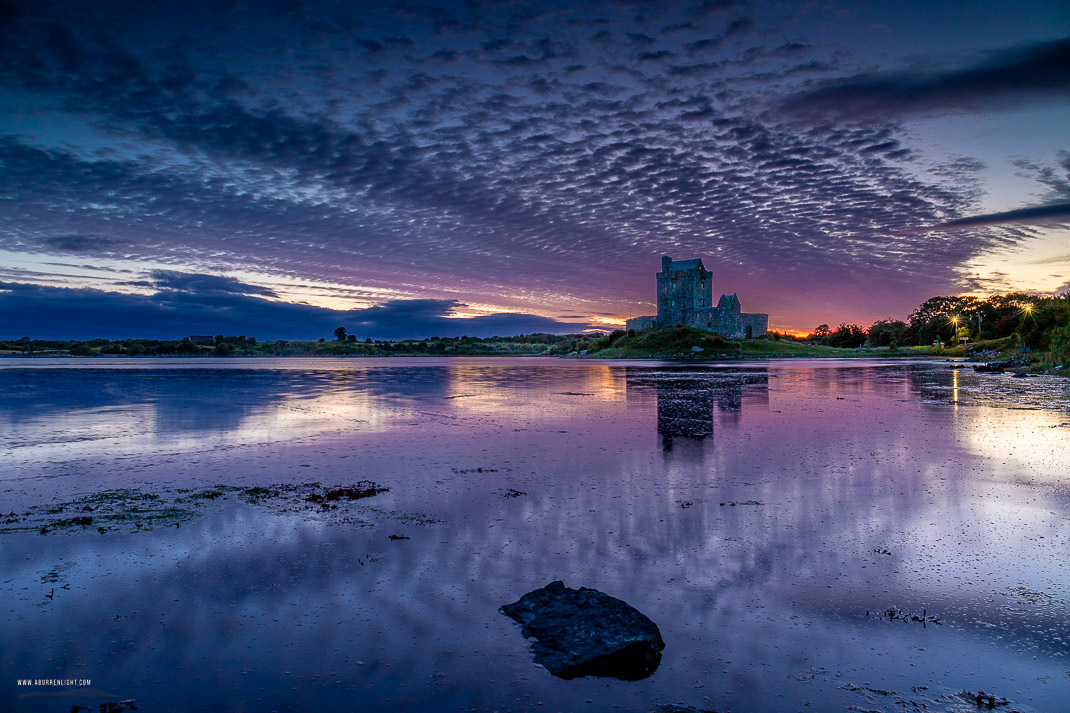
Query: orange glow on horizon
[[775, 328, 812, 338]]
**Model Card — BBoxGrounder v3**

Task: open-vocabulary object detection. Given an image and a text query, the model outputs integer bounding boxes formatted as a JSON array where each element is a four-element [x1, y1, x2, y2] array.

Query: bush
[[1050, 325, 1070, 364]]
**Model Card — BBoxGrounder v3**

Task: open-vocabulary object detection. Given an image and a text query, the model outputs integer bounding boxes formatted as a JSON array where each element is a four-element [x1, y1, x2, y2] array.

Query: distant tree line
[[0, 335, 259, 357], [314, 331, 586, 356], [0, 332, 588, 357], [802, 291, 1070, 359]]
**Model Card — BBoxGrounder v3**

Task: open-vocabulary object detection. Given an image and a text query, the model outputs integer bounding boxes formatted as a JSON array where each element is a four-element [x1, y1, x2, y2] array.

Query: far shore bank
[[3, 350, 1067, 376], [1, 326, 1065, 376]]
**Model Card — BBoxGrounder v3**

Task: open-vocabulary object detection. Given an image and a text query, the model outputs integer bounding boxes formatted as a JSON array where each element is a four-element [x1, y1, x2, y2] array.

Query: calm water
[[1, 357, 1068, 712]]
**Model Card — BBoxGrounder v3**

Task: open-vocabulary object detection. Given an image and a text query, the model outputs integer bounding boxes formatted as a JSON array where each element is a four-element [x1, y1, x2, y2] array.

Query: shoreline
[[4, 352, 1064, 377]]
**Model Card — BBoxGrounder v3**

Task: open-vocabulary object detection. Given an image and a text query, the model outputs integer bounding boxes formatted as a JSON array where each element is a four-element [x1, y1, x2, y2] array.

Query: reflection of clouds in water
[[0, 361, 620, 466], [0, 368, 396, 464], [1, 361, 1069, 712], [0, 360, 629, 467], [4, 438, 1066, 712], [954, 405, 1069, 483]]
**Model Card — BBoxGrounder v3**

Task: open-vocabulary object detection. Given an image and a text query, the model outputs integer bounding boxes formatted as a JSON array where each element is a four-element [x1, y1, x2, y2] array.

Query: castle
[[625, 256, 768, 339]]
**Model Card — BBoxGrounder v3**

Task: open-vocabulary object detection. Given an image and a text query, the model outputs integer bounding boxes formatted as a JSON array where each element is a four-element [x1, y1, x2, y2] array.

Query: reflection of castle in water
[[625, 368, 769, 451]]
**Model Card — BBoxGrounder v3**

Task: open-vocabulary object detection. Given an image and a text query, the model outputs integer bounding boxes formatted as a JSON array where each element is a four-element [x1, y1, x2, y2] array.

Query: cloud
[[150, 271, 279, 297], [0, 1, 1054, 331], [1012, 152, 1070, 200], [688, 1, 741, 19], [926, 201, 1070, 230], [781, 37, 1070, 122], [39, 234, 125, 254], [723, 17, 752, 39], [0, 278, 590, 340], [638, 49, 675, 62]]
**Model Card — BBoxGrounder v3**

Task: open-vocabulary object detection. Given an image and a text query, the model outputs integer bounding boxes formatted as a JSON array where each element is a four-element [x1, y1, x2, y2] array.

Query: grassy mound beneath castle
[[587, 325, 740, 358]]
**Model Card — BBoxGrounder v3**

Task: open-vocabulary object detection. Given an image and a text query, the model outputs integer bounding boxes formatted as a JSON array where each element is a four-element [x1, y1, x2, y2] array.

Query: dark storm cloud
[[40, 234, 125, 254], [782, 37, 1070, 122], [150, 271, 279, 297], [0, 279, 590, 340], [927, 201, 1070, 230]]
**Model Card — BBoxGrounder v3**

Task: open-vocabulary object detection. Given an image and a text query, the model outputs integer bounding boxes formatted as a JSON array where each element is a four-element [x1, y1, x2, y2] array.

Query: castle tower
[[626, 254, 768, 338], [656, 256, 713, 328]]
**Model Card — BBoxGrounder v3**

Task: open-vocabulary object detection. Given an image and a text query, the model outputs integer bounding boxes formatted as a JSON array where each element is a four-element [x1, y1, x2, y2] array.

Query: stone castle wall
[[625, 315, 655, 331]]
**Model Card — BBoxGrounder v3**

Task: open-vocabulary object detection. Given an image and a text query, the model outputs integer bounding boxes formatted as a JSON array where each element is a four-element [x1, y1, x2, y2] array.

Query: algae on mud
[[0, 481, 402, 535]]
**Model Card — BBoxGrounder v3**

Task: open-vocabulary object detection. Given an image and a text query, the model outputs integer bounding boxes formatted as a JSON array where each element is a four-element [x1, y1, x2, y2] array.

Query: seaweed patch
[[1, 480, 416, 535]]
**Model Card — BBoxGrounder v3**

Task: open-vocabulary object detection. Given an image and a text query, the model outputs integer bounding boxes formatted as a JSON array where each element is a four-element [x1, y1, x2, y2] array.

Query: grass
[[582, 326, 955, 360]]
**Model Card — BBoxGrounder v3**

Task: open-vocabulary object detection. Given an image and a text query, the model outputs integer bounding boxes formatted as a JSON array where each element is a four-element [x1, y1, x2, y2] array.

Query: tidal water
[[1, 357, 1068, 713]]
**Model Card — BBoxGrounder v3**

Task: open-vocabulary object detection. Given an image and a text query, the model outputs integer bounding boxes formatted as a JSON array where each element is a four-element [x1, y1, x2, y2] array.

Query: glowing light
[[774, 328, 813, 338]]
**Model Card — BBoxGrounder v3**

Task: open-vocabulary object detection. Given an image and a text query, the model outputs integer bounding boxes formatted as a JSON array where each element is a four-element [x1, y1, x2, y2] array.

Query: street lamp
[[951, 316, 968, 346], [1017, 304, 1034, 354]]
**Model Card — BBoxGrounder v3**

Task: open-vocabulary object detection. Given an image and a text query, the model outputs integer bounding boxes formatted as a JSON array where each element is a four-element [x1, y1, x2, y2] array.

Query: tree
[[867, 319, 908, 347], [333, 326, 347, 342], [1050, 325, 1070, 364], [827, 323, 866, 348], [907, 295, 980, 345], [811, 324, 831, 340], [346, 334, 357, 343]]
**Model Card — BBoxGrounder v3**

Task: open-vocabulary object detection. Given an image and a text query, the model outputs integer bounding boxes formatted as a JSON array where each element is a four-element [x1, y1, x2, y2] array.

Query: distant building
[[186, 335, 215, 344], [625, 256, 768, 339]]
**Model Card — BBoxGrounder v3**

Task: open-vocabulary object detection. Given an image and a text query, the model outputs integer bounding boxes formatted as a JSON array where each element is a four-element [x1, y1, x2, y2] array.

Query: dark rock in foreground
[[500, 580, 665, 680]]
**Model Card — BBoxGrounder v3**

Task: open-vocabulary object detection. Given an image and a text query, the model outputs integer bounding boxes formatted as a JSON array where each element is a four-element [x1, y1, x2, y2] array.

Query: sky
[[0, 0, 1068, 340]]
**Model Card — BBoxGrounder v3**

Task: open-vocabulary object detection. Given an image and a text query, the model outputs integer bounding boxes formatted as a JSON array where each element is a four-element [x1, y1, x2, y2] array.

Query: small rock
[[957, 689, 1008, 708], [500, 580, 664, 680]]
